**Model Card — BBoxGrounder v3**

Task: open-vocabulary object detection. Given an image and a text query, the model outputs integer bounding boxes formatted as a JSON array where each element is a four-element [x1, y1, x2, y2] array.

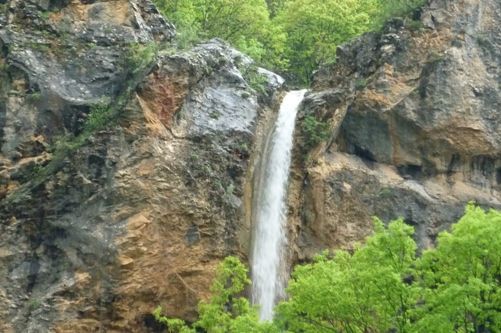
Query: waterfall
[[251, 89, 306, 321]]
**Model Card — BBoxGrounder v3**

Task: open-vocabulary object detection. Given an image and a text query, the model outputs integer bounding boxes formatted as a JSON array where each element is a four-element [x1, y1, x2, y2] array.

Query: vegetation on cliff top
[[155, 204, 501, 332], [152, 0, 425, 83]]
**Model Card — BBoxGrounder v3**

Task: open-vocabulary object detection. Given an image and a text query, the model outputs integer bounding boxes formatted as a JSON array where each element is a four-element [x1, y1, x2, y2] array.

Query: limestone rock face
[[290, 0, 500, 258], [1, 0, 500, 330], [0, 1, 282, 332]]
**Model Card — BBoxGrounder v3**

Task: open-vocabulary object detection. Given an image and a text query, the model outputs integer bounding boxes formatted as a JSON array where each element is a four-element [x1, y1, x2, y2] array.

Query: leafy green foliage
[[153, 0, 425, 83], [414, 204, 501, 332], [126, 43, 158, 74], [152, 0, 285, 67], [277, 205, 501, 332], [355, 78, 368, 90], [265, 0, 287, 17], [276, 218, 417, 332], [159, 205, 500, 333], [26, 91, 42, 104], [276, 0, 379, 83], [153, 308, 194, 333], [241, 66, 269, 94], [83, 102, 113, 133], [154, 256, 278, 332], [376, 0, 425, 24], [301, 115, 330, 148], [404, 18, 425, 31], [28, 298, 42, 312]]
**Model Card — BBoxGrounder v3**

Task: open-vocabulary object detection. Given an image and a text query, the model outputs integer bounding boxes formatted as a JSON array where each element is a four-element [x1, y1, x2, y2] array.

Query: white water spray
[[251, 90, 306, 321]]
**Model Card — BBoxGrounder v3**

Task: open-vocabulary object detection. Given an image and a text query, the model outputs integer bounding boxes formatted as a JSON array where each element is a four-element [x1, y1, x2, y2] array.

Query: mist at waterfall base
[[251, 90, 307, 321]]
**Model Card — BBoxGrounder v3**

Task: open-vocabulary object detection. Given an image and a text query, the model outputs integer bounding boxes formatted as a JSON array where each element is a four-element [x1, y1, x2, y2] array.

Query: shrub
[[126, 43, 158, 74], [301, 115, 330, 149], [154, 256, 278, 332], [242, 66, 268, 94], [83, 102, 113, 134]]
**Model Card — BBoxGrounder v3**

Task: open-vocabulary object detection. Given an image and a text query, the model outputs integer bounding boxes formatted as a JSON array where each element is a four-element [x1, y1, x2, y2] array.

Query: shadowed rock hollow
[[289, 0, 500, 259], [0, 0, 499, 331]]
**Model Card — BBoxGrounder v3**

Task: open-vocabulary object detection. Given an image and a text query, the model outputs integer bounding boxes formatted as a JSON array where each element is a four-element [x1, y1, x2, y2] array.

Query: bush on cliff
[[154, 256, 277, 333], [301, 115, 331, 149]]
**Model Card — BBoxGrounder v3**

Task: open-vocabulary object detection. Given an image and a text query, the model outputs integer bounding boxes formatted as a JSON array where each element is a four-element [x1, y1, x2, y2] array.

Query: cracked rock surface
[[289, 0, 500, 259], [0, 1, 283, 331]]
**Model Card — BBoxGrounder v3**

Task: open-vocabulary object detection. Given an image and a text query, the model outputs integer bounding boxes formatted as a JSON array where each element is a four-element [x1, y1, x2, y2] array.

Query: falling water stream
[[251, 90, 307, 321]]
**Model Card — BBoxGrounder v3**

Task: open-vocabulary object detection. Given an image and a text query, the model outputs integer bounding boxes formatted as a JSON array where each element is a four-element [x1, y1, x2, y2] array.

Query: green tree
[[153, 0, 426, 83], [156, 206, 500, 332], [414, 204, 501, 332], [301, 115, 331, 149], [276, 218, 418, 332], [153, 0, 286, 66], [265, 0, 289, 17], [154, 256, 278, 333], [276, 205, 501, 333], [152, 0, 201, 48], [275, 0, 381, 83]]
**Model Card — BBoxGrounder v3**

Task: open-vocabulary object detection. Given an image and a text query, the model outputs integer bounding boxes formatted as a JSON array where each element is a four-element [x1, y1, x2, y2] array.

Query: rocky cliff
[[0, 1, 283, 331], [290, 0, 500, 260], [0, 0, 500, 331]]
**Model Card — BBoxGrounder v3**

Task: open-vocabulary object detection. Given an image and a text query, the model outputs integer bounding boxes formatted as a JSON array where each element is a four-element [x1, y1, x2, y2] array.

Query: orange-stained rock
[[0, 1, 283, 332]]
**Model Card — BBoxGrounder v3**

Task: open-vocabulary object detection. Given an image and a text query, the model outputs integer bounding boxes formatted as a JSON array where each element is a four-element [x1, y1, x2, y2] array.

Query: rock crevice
[[0, 1, 284, 331], [290, 0, 500, 259]]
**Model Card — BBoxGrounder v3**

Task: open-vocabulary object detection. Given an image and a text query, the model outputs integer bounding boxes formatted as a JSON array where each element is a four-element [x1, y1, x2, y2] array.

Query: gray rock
[[0, 2, 284, 332], [293, 0, 501, 258]]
